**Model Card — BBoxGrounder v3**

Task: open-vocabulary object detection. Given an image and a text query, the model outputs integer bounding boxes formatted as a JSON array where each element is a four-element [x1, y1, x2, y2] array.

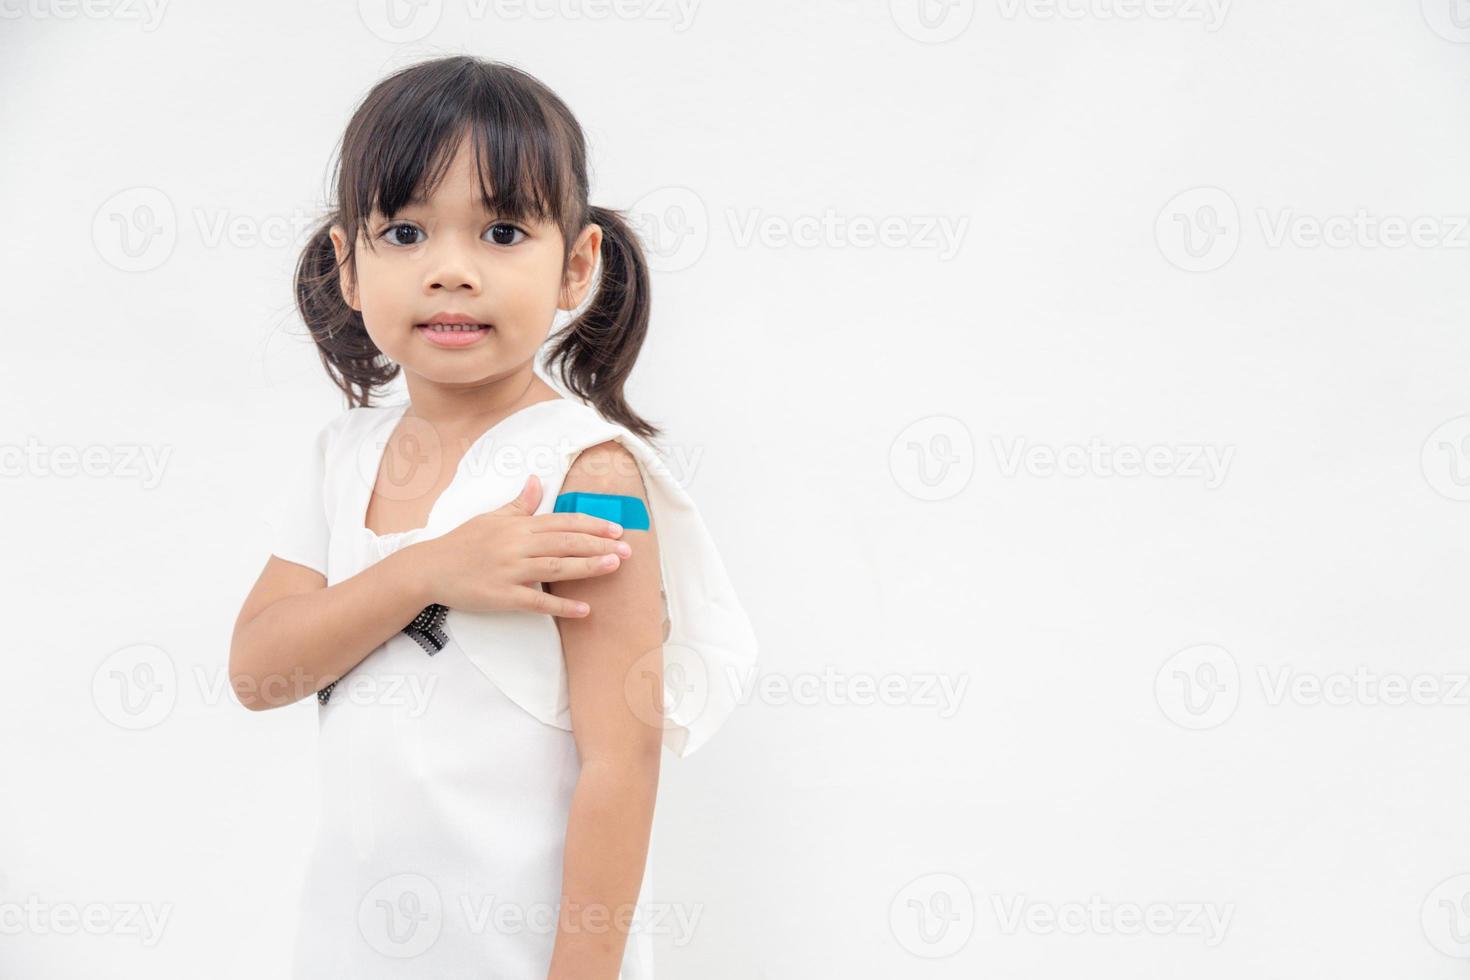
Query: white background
[[3, 0, 1470, 976]]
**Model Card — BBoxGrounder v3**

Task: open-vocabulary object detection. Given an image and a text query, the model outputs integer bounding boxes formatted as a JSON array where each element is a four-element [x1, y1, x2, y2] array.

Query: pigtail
[[545, 205, 661, 440], [294, 217, 397, 408]]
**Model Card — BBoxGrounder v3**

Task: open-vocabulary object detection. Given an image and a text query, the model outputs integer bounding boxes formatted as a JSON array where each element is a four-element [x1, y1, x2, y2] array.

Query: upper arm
[[546, 440, 666, 764], [230, 556, 326, 664]]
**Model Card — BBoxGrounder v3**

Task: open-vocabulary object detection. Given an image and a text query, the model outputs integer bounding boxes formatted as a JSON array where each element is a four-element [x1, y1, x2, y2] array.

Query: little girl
[[228, 55, 757, 979]]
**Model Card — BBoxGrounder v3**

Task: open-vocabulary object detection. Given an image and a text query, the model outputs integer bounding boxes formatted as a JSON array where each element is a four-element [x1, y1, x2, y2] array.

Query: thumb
[[494, 474, 542, 516]]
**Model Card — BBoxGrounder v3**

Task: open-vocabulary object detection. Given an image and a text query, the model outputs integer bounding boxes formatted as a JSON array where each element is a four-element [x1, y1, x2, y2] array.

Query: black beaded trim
[[317, 603, 449, 705], [404, 603, 450, 655]]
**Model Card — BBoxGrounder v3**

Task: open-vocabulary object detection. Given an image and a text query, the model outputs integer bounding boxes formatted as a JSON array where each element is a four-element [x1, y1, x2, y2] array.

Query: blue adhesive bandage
[[554, 491, 650, 530]]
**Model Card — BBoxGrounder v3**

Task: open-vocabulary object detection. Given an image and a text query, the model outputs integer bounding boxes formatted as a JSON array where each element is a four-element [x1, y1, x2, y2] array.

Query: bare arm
[[229, 548, 433, 710], [544, 442, 665, 979], [230, 475, 630, 711]]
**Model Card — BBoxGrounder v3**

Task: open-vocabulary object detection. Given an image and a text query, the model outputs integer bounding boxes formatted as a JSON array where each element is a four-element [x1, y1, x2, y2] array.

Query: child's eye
[[379, 222, 424, 247], [484, 223, 527, 246]]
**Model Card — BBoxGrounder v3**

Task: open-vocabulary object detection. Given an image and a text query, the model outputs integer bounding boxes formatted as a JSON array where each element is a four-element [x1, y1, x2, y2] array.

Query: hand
[[406, 474, 631, 618]]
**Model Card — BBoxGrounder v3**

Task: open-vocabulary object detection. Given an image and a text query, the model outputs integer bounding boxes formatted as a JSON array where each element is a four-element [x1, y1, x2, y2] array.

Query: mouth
[[415, 319, 494, 349]]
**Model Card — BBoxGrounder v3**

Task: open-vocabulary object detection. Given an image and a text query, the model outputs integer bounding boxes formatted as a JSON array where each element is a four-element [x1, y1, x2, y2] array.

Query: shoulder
[[296, 405, 393, 470], [563, 438, 646, 498]]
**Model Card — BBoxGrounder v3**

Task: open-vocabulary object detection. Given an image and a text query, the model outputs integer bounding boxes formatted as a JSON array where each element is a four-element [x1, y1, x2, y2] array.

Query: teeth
[[423, 323, 486, 332]]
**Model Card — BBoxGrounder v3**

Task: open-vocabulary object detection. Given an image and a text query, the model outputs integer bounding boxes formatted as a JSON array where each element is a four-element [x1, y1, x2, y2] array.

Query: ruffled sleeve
[[263, 416, 337, 577], [439, 401, 759, 758]]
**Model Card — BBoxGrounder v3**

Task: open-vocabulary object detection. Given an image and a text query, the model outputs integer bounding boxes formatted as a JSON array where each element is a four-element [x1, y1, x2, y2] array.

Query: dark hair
[[294, 56, 659, 439]]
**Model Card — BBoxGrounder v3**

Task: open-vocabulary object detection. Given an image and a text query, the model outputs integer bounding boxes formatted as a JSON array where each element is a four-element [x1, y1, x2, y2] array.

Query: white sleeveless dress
[[263, 396, 758, 979]]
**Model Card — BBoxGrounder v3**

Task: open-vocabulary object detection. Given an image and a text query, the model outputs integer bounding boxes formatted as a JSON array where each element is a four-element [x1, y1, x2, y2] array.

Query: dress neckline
[[358, 397, 570, 540]]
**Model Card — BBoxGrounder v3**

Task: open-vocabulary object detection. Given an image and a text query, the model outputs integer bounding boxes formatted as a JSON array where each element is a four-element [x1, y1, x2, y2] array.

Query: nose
[[424, 236, 481, 294]]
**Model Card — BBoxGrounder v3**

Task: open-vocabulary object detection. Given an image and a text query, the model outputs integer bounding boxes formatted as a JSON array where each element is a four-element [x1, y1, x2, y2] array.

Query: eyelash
[[376, 221, 528, 248]]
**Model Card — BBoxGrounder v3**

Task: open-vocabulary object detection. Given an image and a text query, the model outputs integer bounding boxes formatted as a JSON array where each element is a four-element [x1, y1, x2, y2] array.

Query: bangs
[[339, 59, 581, 236]]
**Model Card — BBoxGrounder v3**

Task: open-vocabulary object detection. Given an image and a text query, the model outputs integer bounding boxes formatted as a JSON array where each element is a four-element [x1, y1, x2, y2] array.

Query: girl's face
[[330, 136, 600, 391]]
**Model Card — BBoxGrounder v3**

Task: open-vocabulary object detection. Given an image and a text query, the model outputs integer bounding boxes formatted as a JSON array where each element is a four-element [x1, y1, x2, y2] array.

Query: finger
[[491, 475, 542, 517], [515, 585, 590, 618], [527, 512, 625, 537], [523, 531, 631, 559], [524, 553, 623, 583]]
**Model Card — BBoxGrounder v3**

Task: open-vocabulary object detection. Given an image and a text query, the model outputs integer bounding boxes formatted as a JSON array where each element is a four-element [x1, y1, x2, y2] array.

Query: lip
[[416, 313, 494, 349], [421, 312, 489, 326]]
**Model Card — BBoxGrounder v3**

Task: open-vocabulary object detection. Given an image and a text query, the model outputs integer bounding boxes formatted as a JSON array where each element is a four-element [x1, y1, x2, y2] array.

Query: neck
[[401, 367, 561, 432]]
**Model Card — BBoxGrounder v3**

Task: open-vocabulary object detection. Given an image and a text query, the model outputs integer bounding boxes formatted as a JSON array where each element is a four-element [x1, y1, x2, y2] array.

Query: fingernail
[[615, 543, 632, 557], [575, 602, 590, 615], [607, 522, 623, 536], [601, 554, 619, 567]]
